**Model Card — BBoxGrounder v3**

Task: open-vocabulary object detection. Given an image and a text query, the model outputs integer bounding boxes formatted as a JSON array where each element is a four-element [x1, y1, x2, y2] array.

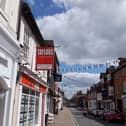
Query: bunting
[[60, 59, 119, 73]]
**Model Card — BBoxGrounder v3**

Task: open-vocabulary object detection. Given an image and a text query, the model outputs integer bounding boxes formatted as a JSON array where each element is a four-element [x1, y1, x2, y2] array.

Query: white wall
[[0, 21, 20, 126], [0, 0, 20, 38], [19, 17, 48, 82]]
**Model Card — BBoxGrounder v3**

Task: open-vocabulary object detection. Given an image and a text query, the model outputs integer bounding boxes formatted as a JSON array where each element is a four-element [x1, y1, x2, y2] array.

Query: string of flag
[[60, 59, 119, 73]]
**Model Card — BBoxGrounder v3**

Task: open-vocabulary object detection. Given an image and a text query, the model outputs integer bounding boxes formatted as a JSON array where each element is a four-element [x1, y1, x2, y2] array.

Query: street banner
[[36, 47, 54, 70]]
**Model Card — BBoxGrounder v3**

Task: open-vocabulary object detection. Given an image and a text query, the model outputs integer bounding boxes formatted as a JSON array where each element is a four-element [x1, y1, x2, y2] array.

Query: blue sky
[[24, 0, 66, 18]]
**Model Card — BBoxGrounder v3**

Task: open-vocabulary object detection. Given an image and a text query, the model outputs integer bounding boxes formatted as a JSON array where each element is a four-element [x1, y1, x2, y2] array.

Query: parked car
[[96, 109, 104, 117], [105, 112, 124, 122], [90, 109, 97, 116], [102, 111, 116, 120], [83, 108, 88, 116]]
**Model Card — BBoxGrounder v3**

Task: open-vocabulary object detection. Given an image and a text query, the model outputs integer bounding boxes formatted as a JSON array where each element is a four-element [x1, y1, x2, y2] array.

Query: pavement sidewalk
[[49, 107, 77, 126]]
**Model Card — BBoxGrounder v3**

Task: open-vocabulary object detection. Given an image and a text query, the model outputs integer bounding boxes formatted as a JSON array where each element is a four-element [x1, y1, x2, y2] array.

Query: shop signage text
[[36, 47, 54, 70], [21, 73, 47, 93]]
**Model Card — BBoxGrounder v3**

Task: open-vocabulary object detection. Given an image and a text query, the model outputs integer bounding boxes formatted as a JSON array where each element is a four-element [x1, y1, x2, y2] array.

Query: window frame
[[23, 27, 30, 60], [19, 87, 40, 126]]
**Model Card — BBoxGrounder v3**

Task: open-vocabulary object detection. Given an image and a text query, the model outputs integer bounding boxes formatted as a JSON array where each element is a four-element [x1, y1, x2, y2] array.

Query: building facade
[[12, 2, 49, 126], [113, 58, 126, 112], [0, 0, 21, 126]]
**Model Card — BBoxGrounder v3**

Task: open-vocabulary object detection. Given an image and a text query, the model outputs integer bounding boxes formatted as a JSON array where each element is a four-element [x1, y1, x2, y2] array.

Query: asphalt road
[[70, 107, 124, 126]]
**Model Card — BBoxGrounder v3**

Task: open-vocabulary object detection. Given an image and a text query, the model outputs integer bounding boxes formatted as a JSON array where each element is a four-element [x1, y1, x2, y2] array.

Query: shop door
[[0, 90, 6, 126]]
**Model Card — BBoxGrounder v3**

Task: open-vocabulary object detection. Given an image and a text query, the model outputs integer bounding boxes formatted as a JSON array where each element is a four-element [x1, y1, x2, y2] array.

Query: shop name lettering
[[0, 56, 8, 67], [37, 49, 54, 56]]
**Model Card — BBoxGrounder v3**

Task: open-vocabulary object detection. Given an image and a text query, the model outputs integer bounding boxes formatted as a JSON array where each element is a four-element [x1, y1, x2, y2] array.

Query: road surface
[[70, 107, 123, 126]]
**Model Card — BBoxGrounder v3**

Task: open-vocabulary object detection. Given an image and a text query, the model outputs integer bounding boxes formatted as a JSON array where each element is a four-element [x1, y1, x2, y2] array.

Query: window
[[0, 0, 6, 10], [116, 85, 121, 94], [19, 87, 40, 126], [107, 74, 111, 81], [23, 27, 29, 59], [108, 86, 114, 96], [35, 97, 39, 124]]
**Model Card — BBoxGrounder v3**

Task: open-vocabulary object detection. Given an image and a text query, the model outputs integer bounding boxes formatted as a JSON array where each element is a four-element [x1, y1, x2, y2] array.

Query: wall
[[0, 0, 20, 38]]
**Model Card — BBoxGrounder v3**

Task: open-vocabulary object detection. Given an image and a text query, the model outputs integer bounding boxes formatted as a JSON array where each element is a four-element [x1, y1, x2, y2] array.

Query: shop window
[[0, 0, 6, 10], [116, 85, 121, 94], [36, 92, 40, 97], [30, 90, 35, 95], [35, 97, 39, 124], [19, 88, 40, 126], [22, 87, 29, 94]]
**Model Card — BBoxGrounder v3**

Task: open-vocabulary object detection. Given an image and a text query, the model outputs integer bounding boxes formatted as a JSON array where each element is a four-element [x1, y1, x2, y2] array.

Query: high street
[[70, 107, 123, 126]]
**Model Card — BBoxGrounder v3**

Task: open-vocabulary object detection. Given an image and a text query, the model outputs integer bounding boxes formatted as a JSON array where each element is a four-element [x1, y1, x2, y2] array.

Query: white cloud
[[37, 0, 126, 64], [61, 72, 99, 98], [36, 0, 126, 97]]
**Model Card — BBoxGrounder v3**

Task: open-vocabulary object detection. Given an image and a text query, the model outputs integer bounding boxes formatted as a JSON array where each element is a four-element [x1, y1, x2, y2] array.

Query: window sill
[[0, 8, 8, 22]]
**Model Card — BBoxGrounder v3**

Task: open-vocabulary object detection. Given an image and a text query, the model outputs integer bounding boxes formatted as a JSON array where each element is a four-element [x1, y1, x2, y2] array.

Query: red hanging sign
[[36, 47, 54, 70]]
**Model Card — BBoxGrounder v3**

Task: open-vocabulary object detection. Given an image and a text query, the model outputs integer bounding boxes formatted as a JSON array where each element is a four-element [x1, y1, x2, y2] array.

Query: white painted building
[[0, 0, 21, 126], [11, 2, 49, 126]]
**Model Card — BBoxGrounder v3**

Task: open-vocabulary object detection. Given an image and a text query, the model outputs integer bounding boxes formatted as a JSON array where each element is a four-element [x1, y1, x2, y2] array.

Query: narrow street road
[[70, 107, 123, 126]]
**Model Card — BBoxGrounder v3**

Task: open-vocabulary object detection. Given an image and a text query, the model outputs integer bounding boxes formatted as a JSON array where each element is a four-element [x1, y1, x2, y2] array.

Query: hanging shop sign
[[36, 47, 54, 70], [54, 73, 62, 82]]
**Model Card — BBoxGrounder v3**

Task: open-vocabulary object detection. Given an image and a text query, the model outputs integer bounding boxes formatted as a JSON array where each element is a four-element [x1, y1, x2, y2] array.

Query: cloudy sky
[[25, 0, 126, 98]]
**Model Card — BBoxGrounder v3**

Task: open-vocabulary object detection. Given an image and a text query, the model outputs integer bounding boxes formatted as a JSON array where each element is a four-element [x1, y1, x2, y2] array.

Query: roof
[[55, 52, 59, 66], [112, 63, 126, 75], [21, 2, 45, 46]]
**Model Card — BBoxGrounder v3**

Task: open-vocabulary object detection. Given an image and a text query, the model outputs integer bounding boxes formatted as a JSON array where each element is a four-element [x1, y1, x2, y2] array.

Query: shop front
[[18, 72, 48, 126]]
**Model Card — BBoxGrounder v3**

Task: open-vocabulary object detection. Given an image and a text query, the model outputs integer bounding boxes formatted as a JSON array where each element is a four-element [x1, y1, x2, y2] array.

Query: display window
[[19, 87, 40, 126]]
